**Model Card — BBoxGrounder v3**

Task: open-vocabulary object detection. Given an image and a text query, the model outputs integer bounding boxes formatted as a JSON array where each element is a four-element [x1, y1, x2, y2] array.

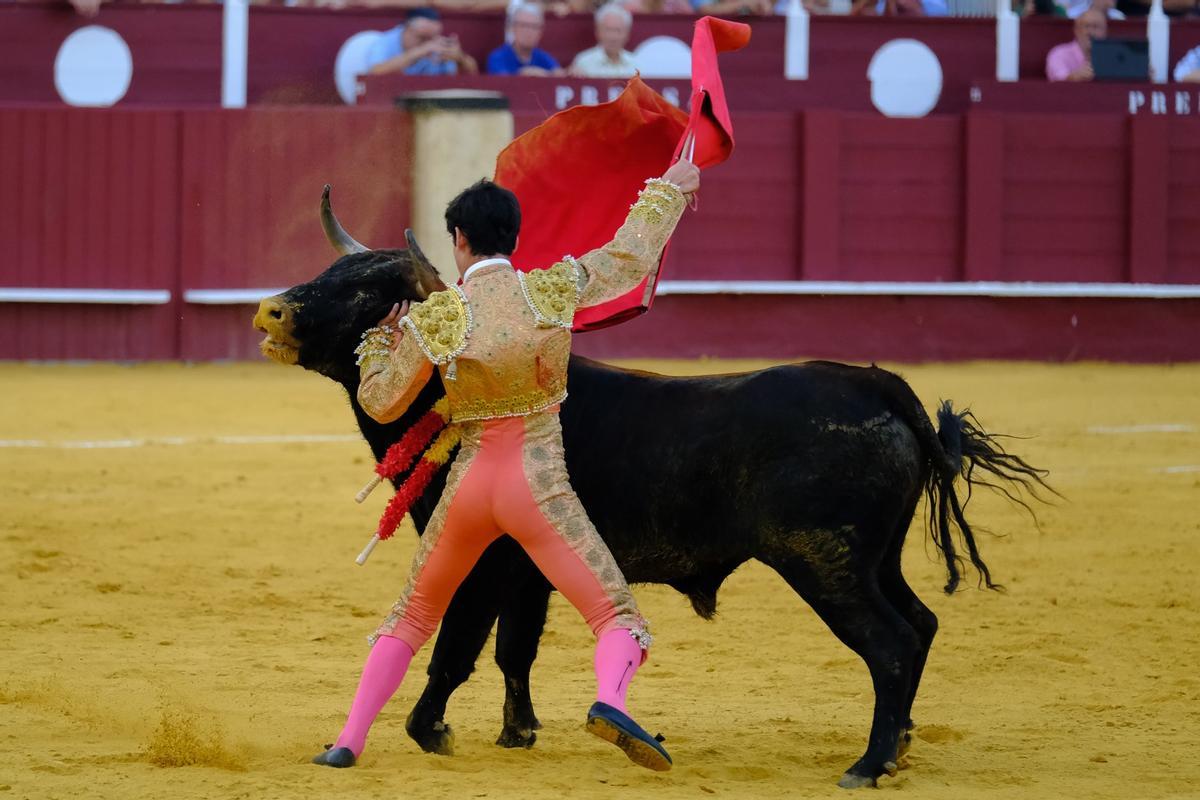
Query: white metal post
[[1148, 0, 1169, 85], [222, 0, 249, 108], [995, 0, 1019, 82], [785, 0, 809, 81]]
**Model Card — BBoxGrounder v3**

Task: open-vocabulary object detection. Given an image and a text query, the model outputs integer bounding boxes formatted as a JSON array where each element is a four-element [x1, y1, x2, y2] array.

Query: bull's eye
[[438, 333, 452, 345], [443, 309, 458, 321], [427, 321, 441, 334]]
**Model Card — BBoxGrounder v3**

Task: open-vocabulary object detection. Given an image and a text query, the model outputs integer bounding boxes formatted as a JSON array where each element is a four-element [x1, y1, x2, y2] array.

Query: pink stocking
[[333, 635, 415, 756], [594, 629, 643, 714]]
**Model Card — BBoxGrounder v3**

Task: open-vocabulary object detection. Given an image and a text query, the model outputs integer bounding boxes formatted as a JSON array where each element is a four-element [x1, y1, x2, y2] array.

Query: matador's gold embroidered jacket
[[357, 179, 686, 424]]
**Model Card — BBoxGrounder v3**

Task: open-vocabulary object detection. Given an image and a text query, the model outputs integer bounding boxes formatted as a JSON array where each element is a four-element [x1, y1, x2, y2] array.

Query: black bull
[[252, 199, 1048, 788]]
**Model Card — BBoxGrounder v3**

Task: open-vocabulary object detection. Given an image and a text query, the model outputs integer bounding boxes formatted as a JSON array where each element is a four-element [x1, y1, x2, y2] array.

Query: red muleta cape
[[494, 16, 751, 332]]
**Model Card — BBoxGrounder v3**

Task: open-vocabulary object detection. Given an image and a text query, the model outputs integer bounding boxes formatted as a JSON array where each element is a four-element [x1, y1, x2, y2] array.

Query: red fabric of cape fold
[[494, 17, 749, 332], [679, 16, 751, 169]]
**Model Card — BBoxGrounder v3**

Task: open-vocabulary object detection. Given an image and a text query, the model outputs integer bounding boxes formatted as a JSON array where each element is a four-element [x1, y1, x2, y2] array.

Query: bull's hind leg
[[406, 541, 509, 755], [494, 566, 552, 748], [766, 550, 920, 789], [877, 540, 938, 760]]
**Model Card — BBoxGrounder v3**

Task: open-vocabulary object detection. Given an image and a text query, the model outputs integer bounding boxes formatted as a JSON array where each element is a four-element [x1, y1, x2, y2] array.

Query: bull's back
[[559, 358, 926, 572]]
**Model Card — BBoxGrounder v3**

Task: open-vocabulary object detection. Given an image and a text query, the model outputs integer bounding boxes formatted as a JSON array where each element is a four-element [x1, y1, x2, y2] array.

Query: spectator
[[623, 0, 696, 12], [1045, 8, 1106, 81], [1175, 46, 1200, 82], [1019, 0, 1068, 16], [487, 3, 564, 76], [1113, 0, 1193, 17], [852, 0, 945, 15], [68, 0, 102, 15], [568, 4, 638, 78], [1063, 0, 1125, 18], [365, 8, 479, 77], [694, 0, 774, 13]]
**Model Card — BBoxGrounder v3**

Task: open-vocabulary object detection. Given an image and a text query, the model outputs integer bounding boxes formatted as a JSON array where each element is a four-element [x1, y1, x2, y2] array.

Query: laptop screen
[[1091, 39, 1150, 82]]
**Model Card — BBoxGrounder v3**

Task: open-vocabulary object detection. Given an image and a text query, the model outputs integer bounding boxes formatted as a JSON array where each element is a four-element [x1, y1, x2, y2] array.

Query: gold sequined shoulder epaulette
[[517, 261, 578, 329], [401, 286, 472, 365]]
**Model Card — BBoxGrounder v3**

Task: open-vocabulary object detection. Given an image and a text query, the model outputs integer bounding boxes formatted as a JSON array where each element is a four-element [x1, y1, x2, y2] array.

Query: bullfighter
[[313, 159, 700, 772]]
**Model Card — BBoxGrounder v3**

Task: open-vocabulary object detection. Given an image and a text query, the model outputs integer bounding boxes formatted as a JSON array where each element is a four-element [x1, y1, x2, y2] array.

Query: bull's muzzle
[[253, 295, 301, 365]]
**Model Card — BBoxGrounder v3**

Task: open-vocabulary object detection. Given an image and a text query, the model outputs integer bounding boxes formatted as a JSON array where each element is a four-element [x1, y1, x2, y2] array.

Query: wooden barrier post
[[1128, 114, 1169, 283], [963, 110, 1004, 281], [799, 110, 841, 280], [400, 92, 514, 285]]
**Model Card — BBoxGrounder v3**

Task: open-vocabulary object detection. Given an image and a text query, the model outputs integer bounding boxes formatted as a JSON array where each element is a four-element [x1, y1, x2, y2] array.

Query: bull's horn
[[405, 228, 448, 297], [405, 228, 433, 270], [320, 185, 370, 255]]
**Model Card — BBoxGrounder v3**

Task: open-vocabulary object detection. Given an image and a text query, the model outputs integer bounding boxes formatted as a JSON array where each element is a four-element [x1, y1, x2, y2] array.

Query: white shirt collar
[[462, 257, 513, 283]]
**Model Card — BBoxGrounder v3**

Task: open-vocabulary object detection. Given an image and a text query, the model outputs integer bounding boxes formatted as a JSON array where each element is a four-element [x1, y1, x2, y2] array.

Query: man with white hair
[[568, 3, 638, 78], [487, 3, 565, 76]]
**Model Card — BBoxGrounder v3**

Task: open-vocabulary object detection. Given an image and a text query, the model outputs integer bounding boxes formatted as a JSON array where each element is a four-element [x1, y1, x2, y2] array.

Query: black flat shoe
[[585, 702, 672, 772], [311, 744, 356, 768]]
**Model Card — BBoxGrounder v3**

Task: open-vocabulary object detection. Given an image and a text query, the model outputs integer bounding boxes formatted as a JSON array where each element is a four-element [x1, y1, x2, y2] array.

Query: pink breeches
[[372, 411, 647, 654]]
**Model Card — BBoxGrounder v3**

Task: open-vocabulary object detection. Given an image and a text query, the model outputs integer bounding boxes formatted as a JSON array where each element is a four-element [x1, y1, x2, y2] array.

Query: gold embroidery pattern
[[369, 422, 482, 646], [562, 255, 587, 292], [401, 286, 472, 365], [450, 387, 567, 423], [575, 178, 686, 309], [517, 262, 578, 329], [356, 333, 435, 424], [437, 268, 573, 423], [519, 414, 648, 642]]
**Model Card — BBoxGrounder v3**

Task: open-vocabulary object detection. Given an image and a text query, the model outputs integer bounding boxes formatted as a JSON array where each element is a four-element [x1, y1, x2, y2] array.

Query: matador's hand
[[662, 160, 700, 195], [377, 301, 410, 350]]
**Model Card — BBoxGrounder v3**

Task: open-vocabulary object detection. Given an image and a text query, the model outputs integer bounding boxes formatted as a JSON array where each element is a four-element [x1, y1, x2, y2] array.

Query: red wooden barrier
[[0, 107, 179, 359], [1166, 120, 1200, 283], [177, 108, 413, 360], [3, 105, 1199, 362], [0, 4, 224, 105], [570, 294, 1200, 362]]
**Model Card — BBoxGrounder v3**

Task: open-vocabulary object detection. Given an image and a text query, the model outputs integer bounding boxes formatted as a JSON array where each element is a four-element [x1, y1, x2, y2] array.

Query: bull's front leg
[[406, 540, 510, 754], [493, 558, 552, 749]]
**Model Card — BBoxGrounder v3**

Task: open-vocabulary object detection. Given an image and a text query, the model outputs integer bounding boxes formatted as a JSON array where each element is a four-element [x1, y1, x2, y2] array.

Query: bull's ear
[[405, 228, 446, 298], [320, 185, 370, 255]]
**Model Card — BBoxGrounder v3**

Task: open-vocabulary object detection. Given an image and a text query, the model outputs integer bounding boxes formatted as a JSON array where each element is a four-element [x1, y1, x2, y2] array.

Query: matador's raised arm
[[570, 178, 687, 310]]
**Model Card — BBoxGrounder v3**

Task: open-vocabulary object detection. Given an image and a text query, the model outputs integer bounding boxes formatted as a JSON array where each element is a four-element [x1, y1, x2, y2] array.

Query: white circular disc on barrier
[[334, 30, 385, 106], [54, 26, 133, 107], [867, 39, 943, 118], [634, 36, 692, 79]]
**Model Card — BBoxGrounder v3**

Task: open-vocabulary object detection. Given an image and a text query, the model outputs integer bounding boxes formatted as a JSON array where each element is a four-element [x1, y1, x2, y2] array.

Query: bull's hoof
[[896, 728, 913, 760], [406, 717, 455, 756], [837, 773, 876, 789], [496, 726, 537, 749], [838, 761, 896, 789]]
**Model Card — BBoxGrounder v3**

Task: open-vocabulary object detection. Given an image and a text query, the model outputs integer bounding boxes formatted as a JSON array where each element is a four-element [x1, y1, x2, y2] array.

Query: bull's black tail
[[926, 401, 1053, 594]]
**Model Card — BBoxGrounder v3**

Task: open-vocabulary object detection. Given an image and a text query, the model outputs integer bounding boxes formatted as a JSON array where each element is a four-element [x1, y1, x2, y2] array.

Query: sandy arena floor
[[1, 359, 1198, 800]]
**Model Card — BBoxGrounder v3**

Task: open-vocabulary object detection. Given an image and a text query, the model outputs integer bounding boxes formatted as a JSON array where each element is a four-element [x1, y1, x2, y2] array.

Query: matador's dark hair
[[444, 179, 521, 256]]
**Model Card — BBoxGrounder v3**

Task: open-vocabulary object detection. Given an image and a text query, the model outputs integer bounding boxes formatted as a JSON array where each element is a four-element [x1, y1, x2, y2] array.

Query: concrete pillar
[[400, 91, 514, 286]]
